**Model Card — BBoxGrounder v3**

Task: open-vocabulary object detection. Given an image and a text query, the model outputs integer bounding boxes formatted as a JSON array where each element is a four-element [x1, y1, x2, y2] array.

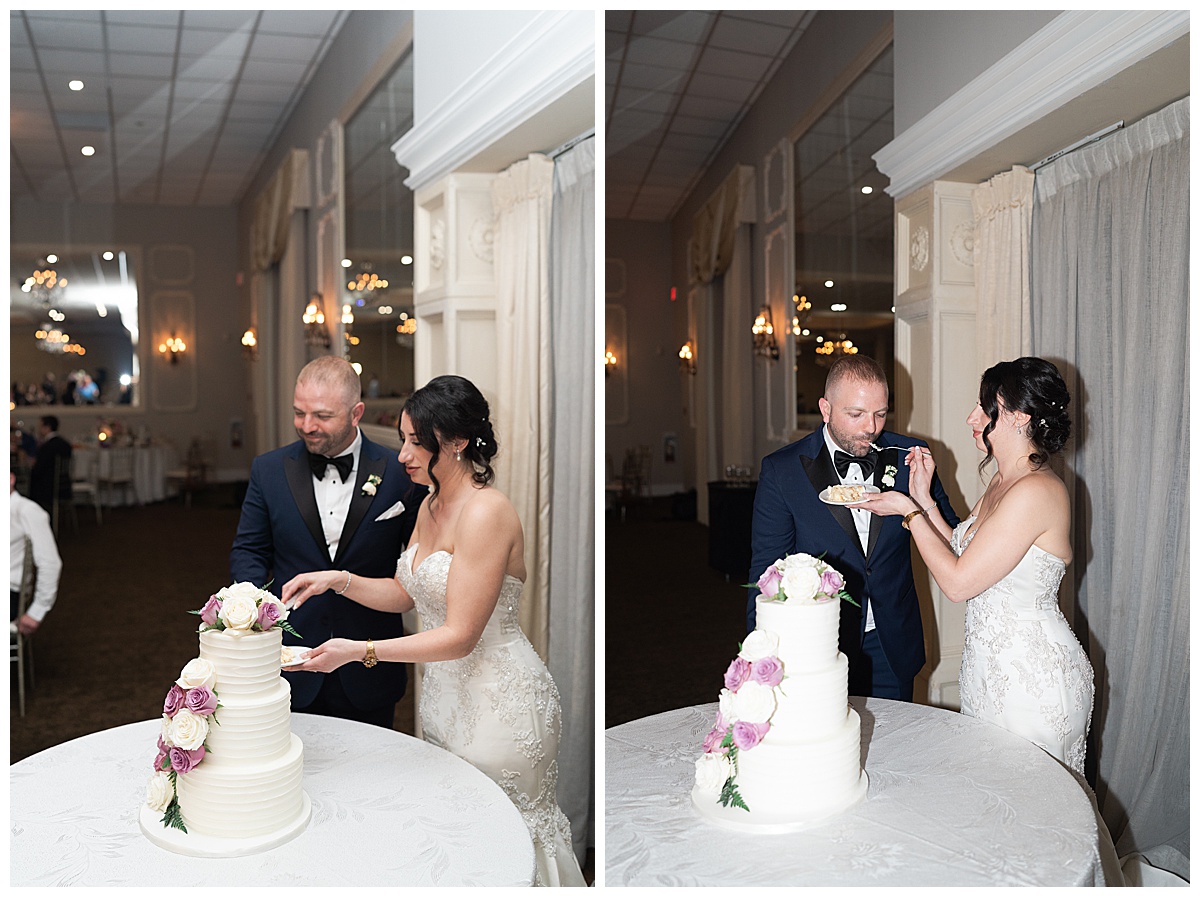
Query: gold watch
[[362, 638, 378, 668]]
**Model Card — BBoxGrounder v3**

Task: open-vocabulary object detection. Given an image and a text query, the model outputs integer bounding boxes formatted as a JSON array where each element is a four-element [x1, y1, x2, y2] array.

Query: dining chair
[[97, 446, 135, 506], [70, 450, 103, 524], [11, 536, 35, 717]]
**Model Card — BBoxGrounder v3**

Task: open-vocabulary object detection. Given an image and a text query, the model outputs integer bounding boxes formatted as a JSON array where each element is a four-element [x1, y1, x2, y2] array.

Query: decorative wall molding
[[391, 11, 593, 191], [761, 139, 790, 224], [315, 120, 340, 210], [149, 290, 197, 413], [874, 10, 1190, 198]]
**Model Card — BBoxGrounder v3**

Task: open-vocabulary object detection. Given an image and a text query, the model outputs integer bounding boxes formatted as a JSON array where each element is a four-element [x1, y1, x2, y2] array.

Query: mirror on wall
[[10, 244, 140, 409], [792, 45, 895, 424], [342, 49, 415, 420]]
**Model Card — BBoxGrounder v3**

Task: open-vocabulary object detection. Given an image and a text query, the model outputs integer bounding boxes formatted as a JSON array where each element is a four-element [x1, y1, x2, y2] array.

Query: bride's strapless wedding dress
[[951, 517, 1094, 774], [397, 545, 585, 887]]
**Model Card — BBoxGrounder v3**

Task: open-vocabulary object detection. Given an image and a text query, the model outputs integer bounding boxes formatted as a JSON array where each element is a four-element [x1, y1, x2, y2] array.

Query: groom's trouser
[[299, 667, 397, 729], [850, 629, 914, 702]]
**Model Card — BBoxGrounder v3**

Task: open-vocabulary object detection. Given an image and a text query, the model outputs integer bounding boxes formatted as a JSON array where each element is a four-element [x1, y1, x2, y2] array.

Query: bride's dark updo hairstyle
[[400, 375, 498, 499], [978, 356, 1071, 474]]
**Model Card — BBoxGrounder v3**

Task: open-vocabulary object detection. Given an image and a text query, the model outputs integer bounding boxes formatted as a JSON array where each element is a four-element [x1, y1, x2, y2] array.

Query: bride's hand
[[906, 446, 936, 505], [855, 489, 919, 517], [292, 638, 358, 673], [281, 570, 346, 610]]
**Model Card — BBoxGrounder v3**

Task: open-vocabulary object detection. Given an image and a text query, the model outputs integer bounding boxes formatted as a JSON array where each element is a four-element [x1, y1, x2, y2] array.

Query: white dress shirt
[[823, 429, 875, 633], [10, 490, 62, 622], [312, 430, 362, 559]]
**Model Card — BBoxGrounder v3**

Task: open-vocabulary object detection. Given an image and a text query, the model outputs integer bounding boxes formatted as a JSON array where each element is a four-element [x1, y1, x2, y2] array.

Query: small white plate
[[280, 647, 311, 668], [819, 484, 880, 506]]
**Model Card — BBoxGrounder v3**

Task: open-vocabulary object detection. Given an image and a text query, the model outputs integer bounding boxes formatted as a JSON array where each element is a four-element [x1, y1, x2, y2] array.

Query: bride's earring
[[455, 448, 462, 462]]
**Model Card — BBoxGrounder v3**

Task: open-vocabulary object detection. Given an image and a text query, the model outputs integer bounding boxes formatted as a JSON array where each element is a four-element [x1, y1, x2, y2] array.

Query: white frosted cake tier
[[199, 628, 286, 697], [693, 594, 868, 831]]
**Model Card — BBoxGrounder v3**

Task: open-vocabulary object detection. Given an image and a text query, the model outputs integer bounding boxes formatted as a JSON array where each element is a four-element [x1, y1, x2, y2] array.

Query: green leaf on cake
[[276, 620, 304, 640]]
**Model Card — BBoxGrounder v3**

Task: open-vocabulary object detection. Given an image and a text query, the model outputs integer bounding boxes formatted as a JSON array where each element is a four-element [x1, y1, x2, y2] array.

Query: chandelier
[[752, 305, 779, 361], [815, 334, 858, 366], [35, 325, 84, 355], [303, 293, 332, 349], [791, 292, 812, 336], [347, 264, 389, 294], [23, 260, 68, 307]]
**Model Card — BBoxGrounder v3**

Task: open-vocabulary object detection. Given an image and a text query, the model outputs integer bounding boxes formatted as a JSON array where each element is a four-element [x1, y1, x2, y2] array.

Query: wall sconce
[[303, 292, 332, 349], [679, 341, 696, 375], [752, 305, 779, 360], [604, 349, 618, 376], [241, 327, 258, 361], [158, 335, 187, 364]]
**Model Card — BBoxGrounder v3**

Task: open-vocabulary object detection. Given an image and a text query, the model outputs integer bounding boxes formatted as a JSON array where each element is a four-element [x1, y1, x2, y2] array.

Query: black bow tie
[[834, 449, 876, 479], [308, 451, 353, 483]]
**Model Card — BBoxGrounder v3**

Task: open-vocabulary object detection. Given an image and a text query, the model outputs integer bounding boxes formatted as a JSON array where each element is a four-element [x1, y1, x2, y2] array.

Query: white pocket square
[[375, 500, 406, 521]]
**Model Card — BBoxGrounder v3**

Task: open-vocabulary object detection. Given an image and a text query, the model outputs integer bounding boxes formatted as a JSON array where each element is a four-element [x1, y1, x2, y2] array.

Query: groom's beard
[[827, 420, 879, 458]]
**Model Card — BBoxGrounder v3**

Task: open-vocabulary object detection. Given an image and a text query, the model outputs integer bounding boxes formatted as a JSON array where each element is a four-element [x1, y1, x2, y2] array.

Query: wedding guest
[[748, 355, 959, 700], [29, 416, 72, 513], [230, 356, 424, 728], [10, 472, 63, 636]]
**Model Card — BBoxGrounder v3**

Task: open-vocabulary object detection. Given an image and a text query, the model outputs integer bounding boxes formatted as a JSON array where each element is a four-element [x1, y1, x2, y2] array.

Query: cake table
[[11, 714, 536, 886], [606, 697, 1109, 886]]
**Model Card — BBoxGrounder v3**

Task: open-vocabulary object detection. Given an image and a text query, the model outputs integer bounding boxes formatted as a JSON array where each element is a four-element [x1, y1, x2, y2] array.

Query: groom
[[748, 355, 958, 701], [230, 356, 424, 728]]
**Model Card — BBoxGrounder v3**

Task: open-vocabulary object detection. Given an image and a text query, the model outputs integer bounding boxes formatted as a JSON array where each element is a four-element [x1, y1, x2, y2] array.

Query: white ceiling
[[10, 9, 349, 207], [606, 10, 814, 222]]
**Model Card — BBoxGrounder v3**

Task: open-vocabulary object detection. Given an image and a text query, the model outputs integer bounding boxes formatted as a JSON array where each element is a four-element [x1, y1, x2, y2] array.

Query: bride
[[860, 357, 1093, 774], [282, 375, 585, 887]]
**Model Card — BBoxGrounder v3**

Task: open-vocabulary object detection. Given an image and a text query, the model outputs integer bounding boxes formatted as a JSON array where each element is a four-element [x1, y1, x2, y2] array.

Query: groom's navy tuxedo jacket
[[230, 432, 425, 713], [748, 426, 959, 692]]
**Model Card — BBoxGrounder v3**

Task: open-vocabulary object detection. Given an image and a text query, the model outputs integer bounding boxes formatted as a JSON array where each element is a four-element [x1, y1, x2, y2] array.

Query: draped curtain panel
[[491, 154, 555, 658], [547, 136, 595, 865], [251, 150, 302, 273], [972, 165, 1034, 370], [1030, 97, 1189, 883]]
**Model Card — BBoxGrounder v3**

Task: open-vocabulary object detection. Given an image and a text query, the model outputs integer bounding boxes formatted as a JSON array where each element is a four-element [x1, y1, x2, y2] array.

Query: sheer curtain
[[1030, 97, 1189, 884], [548, 135, 595, 866], [972, 165, 1034, 369], [491, 154, 555, 656]]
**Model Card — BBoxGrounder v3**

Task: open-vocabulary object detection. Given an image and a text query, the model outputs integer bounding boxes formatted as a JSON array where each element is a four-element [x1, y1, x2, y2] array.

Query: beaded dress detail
[[951, 517, 1094, 774], [397, 545, 584, 887]]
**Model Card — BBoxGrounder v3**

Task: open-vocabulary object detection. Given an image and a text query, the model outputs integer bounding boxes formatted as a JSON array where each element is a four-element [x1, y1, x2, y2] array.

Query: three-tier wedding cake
[[692, 553, 868, 831], [140, 584, 311, 857]]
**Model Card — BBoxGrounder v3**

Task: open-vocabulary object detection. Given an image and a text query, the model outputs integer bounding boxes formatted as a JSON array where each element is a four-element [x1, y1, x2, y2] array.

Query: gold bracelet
[[335, 571, 352, 594], [362, 638, 378, 668], [901, 509, 923, 531]]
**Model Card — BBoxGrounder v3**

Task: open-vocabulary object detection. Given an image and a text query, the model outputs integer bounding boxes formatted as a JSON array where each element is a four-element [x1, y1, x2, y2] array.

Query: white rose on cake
[[781, 563, 823, 603], [146, 771, 174, 811], [728, 680, 776, 724], [694, 753, 732, 795], [218, 594, 260, 632], [175, 657, 216, 690], [218, 581, 271, 603], [739, 629, 780, 663], [166, 708, 209, 750]]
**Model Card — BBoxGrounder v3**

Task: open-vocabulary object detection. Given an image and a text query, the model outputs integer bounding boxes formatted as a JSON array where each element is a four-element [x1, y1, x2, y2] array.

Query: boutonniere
[[362, 474, 382, 496], [881, 464, 897, 489]]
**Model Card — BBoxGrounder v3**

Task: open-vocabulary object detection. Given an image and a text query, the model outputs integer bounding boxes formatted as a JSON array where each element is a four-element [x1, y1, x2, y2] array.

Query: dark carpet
[[605, 496, 748, 729], [10, 484, 414, 764]]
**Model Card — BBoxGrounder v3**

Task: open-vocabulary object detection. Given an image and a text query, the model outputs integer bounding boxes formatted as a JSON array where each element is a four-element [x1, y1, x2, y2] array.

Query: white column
[[412, 173, 498, 396], [893, 179, 982, 708]]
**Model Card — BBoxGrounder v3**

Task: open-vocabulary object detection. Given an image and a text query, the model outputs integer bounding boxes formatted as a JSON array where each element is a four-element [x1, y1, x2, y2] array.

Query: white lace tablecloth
[[11, 714, 536, 886], [605, 698, 1106, 886]]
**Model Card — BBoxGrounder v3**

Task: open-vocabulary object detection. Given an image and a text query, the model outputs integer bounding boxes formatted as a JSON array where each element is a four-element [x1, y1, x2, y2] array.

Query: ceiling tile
[[707, 17, 791, 56]]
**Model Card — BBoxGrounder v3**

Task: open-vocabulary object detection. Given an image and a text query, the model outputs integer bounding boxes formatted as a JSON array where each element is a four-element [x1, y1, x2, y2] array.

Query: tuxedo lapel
[[333, 447, 387, 566], [802, 443, 860, 552], [865, 448, 888, 560], [285, 451, 332, 566]]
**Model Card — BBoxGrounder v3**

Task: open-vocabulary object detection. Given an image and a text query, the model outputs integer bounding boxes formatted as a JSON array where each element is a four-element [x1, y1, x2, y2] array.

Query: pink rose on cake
[[731, 720, 770, 750], [163, 684, 187, 716], [749, 656, 784, 688], [198, 595, 222, 627], [168, 745, 206, 774], [183, 685, 218, 716], [723, 656, 751, 691], [756, 564, 783, 598]]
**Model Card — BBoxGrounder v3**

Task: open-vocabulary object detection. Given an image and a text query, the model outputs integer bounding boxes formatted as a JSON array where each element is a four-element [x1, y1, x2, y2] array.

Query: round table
[[605, 697, 1107, 886], [11, 714, 536, 886]]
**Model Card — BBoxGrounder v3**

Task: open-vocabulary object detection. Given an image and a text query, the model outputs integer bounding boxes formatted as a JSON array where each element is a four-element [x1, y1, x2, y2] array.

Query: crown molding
[[392, 11, 593, 192], [874, 10, 1190, 198]]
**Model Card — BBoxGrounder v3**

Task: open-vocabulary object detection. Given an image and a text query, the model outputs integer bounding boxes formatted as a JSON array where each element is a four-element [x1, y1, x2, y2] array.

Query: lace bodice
[[951, 516, 1093, 775], [398, 546, 525, 640]]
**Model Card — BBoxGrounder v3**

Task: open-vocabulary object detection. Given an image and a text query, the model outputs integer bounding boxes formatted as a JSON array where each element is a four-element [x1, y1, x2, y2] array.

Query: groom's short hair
[[296, 355, 362, 405], [825, 355, 889, 397]]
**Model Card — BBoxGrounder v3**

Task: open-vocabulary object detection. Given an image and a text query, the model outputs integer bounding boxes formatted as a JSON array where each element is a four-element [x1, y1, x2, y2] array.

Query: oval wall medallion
[[910, 225, 930, 272], [468, 217, 494, 264], [950, 220, 975, 267]]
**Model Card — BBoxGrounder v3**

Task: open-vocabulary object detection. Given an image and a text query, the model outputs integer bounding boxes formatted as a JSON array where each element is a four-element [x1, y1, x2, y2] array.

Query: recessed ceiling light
[[103, 251, 114, 261], [81, 146, 95, 156], [69, 79, 84, 91], [401, 255, 413, 265], [831, 303, 847, 312], [824, 280, 834, 288], [801, 328, 810, 336], [861, 185, 873, 195], [341, 258, 352, 268], [46, 254, 58, 264]]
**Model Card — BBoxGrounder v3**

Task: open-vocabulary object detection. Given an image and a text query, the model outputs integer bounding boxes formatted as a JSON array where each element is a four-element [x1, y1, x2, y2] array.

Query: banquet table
[[11, 714, 536, 886], [606, 697, 1108, 886], [73, 443, 176, 506]]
